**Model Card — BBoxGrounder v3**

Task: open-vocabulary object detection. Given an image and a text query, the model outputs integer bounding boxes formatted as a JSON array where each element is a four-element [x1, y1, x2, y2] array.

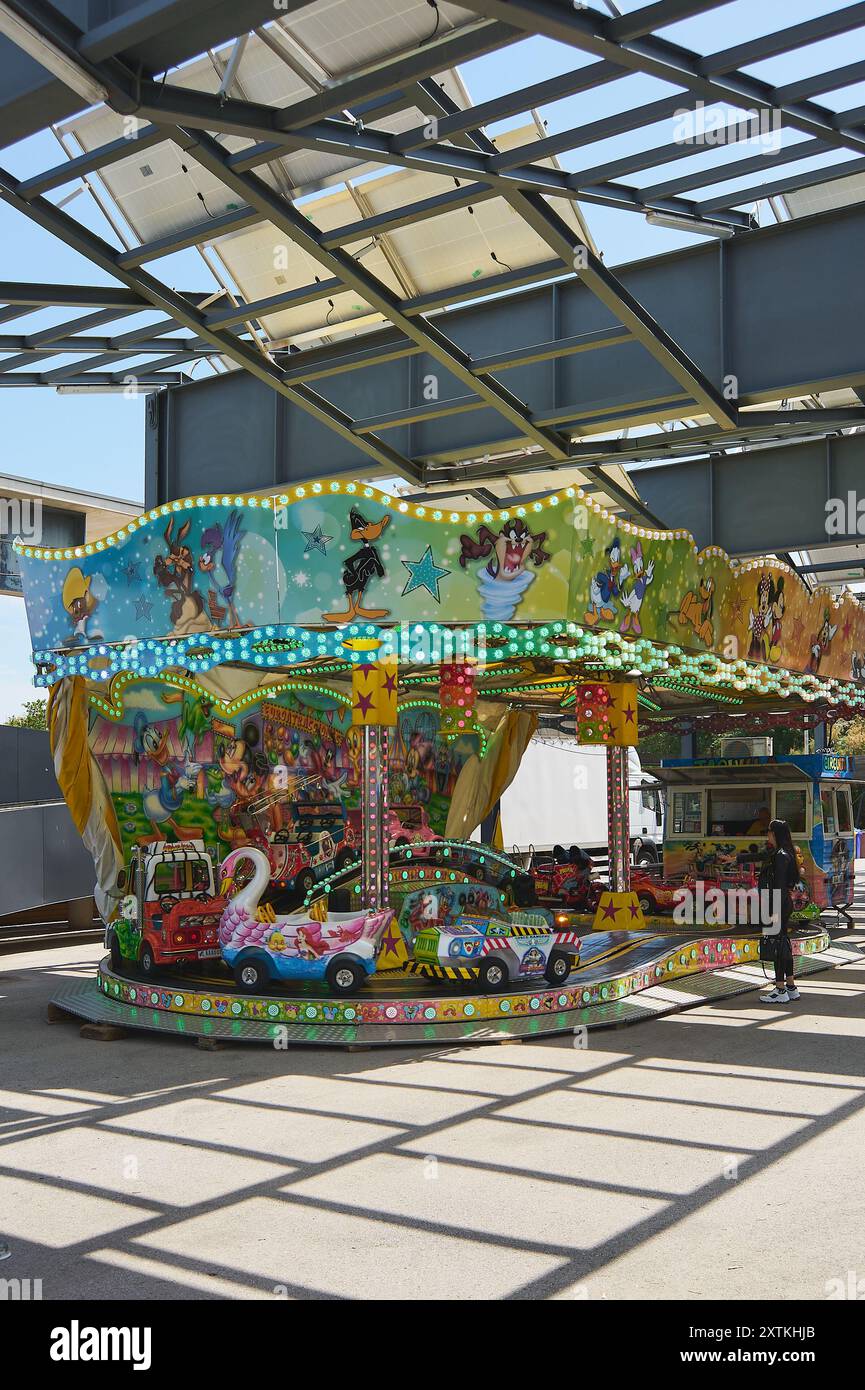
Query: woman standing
[[759, 818, 800, 1004]]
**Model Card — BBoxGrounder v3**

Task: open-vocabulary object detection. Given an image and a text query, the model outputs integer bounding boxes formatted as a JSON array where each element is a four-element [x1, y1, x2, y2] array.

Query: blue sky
[[1, 0, 862, 715]]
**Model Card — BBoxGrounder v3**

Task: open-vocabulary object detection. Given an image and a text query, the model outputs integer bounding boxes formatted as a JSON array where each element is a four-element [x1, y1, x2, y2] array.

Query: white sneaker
[[786, 986, 800, 1001], [760, 987, 789, 1004]]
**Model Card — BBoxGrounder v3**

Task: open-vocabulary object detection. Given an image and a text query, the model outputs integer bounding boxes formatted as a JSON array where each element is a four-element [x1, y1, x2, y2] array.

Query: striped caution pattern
[[406, 961, 478, 981]]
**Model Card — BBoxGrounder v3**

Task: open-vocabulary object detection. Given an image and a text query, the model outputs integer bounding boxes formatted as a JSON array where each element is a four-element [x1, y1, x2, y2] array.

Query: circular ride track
[[51, 924, 833, 1047]]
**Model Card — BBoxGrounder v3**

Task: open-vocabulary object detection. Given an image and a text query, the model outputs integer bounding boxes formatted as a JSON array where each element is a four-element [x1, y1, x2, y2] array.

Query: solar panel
[[214, 122, 588, 344], [784, 170, 865, 219]]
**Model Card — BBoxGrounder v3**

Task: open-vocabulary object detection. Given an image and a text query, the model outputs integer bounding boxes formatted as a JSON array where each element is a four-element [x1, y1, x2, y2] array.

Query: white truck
[[499, 739, 664, 870]]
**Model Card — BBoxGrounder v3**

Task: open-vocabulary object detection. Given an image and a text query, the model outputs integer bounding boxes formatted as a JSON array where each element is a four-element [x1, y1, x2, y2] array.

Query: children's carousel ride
[[16, 479, 864, 1045]]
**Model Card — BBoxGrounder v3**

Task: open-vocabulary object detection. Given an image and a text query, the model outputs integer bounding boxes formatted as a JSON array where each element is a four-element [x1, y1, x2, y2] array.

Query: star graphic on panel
[[843, 617, 852, 640], [629, 902, 642, 920], [623, 703, 636, 723], [135, 594, 152, 621], [790, 615, 805, 644], [580, 534, 595, 558], [601, 900, 618, 922], [120, 560, 141, 585], [302, 524, 333, 556], [355, 690, 375, 717], [729, 595, 744, 624], [382, 670, 397, 694], [380, 924, 401, 957], [401, 545, 450, 601]]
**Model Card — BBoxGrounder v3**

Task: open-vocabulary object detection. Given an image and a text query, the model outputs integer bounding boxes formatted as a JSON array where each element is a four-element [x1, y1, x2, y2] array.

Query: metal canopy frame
[[1, 0, 865, 496]]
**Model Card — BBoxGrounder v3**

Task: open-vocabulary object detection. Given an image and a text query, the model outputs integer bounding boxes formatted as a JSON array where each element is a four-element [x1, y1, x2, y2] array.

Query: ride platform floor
[[48, 924, 853, 1047]]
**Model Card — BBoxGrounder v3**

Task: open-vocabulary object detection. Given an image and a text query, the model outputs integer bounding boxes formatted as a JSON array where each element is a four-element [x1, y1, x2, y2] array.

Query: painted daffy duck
[[323, 508, 391, 622]]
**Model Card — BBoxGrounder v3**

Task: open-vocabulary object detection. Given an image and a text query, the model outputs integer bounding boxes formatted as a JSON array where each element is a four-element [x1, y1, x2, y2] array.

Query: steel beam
[[140, 202, 865, 495], [456, 1, 865, 167], [0, 371, 186, 386], [392, 61, 624, 153], [698, 156, 865, 215], [510, 190, 737, 429], [178, 126, 574, 461], [0, 162, 424, 482], [635, 432, 865, 556], [170, 92, 749, 231], [641, 137, 834, 201]]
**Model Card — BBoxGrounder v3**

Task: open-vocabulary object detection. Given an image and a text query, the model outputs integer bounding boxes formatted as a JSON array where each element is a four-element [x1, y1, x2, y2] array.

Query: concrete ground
[[2, 919, 865, 1301]]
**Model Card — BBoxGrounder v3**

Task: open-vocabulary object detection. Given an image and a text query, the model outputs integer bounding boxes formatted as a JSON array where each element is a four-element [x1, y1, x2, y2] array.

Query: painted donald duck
[[585, 536, 624, 624]]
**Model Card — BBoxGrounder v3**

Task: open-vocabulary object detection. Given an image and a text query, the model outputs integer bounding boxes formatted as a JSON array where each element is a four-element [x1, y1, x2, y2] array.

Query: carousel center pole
[[351, 649, 396, 912], [606, 745, 631, 893], [361, 723, 389, 911]]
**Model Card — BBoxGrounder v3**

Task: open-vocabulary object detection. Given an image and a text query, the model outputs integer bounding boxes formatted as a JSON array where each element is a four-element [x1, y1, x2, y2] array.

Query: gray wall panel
[[637, 434, 865, 555], [148, 206, 865, 501], [0, 804, 94, 915], [0, 728, 57, 805]]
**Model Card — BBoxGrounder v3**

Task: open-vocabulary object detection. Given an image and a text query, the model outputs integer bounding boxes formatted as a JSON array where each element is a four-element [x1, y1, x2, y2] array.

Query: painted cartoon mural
[[91, 679, 481, 879], [14, 480, 865, 687], [458, 516, 551, 622]]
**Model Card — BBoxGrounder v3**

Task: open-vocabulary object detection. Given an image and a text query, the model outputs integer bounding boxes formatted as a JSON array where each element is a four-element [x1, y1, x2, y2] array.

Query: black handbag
[[759, 933, 782, 963]]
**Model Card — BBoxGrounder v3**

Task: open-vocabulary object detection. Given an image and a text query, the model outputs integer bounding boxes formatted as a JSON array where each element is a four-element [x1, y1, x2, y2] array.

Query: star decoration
[[380, 925, 401, 957], [790, 615, 805, 644], [302, 524, 333, 556], [120, 560, 141, 585], [623, 703, 636, 723], [135, 594, 152, 621], [382, 671, 397, 694], [355, 690, 374, 717], [401, 545, 450, 602], [629, 902, 642, 920], [729, 595, 744, 624], [601, 900, 618, 922], [580, 534, 595, 558]]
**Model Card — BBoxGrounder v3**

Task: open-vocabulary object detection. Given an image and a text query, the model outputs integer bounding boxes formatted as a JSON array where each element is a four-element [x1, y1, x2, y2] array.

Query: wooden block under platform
[[46, 1001, 78, 1024], [79, 1022, 127, 1041]]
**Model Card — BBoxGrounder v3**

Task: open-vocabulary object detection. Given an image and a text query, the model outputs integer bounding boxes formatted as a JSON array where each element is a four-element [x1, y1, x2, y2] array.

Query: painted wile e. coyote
[[152, 512, 244, 635]]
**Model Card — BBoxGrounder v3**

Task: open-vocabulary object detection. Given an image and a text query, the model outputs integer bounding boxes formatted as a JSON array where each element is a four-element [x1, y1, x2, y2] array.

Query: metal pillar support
[[361, 725, 389, 911], [480, 799, 501, 845], [680, 730, 697, 758], [606, 745, 630, 893]]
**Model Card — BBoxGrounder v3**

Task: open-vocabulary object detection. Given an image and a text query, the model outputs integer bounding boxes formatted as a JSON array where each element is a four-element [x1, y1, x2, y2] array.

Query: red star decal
[[383, 671, 397, 694], [601, 900, 618, 922], [355, 691, 374, 716]]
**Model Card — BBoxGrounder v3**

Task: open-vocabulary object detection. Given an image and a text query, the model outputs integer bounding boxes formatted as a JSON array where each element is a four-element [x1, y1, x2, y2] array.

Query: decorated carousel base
[[48, 925, 854, 1047]]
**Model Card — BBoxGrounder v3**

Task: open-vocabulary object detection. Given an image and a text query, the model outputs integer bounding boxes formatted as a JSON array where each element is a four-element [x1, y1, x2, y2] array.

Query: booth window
[[707, 788, 771, 837], [671, 790, 702, 835], [775, 787, 807, 834], [836, 788, 853, 834], [821, 789, 837, 836]]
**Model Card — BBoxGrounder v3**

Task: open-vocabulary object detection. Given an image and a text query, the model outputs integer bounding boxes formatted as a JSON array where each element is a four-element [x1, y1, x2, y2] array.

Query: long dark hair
[[768, 818, 795, 856]]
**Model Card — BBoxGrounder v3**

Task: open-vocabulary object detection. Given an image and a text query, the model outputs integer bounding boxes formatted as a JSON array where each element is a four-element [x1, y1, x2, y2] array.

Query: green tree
[[832, 719, 865, 755], [6, 698, 48, 730]]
